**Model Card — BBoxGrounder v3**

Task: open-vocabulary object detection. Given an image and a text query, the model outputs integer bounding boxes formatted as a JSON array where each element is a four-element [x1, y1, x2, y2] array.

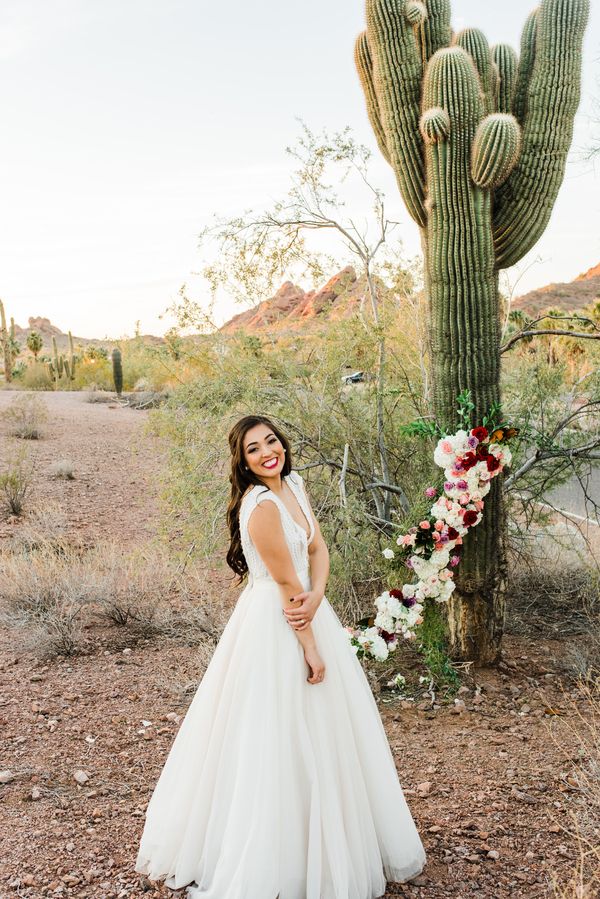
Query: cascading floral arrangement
[[346, 394, 519, 662]]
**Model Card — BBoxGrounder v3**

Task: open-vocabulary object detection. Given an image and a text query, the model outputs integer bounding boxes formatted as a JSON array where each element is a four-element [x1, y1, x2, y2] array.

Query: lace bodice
[[239, 470, 315, 583]]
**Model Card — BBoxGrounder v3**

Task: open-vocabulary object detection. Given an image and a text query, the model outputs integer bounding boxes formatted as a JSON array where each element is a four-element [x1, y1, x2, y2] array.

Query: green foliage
[[149, 306, 432, 620], [417, 599, 461, 694], [26, 331, 44, 359]]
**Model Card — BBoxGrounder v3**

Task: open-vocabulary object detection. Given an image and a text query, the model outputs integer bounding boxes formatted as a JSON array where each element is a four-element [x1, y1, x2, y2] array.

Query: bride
[[135, 414, 426, 898]]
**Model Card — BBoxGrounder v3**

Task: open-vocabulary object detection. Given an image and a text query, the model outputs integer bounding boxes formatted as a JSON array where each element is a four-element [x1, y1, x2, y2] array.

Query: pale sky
[[1, 0, 598, 339]]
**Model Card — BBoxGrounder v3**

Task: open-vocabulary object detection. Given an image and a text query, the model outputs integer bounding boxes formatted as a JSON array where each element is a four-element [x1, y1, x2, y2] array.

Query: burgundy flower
[[486, 455, 501, 473], [463, 510, 478, 527], [461, 452, 478, 471], [476, 444, 489, 460], [380, 630, 396, 644], [472, 426, 489, 442], [389, 588, 403, 599], [447, 526, 459, 540]]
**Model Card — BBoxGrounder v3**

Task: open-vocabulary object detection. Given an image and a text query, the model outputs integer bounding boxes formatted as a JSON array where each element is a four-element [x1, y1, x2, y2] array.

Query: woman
[[135, 415, 426, 898]]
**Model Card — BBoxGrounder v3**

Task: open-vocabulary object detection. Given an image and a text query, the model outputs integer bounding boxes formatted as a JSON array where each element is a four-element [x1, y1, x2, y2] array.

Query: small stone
[[73, 769, 90, 785], [417, 781, 432, 796], [31, 786, 42, 800], [0, 769, 15, 784], [487, 850, 500, 860]]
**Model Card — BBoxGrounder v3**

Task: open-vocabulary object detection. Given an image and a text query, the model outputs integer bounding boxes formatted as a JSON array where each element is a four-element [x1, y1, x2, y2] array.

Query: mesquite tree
[[355, 0, 590, 662]]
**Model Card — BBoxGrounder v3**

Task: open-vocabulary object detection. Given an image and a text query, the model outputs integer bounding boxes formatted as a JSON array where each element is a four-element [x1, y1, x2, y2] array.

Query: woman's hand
[[304, 643, 326, 684], [284, 590, 323, 631]]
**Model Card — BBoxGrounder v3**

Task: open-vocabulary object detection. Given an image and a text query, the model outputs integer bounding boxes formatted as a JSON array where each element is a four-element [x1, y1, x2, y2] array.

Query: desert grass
[[0, 528, 230, 661], [4, 392, 49, 438], [546, 676, 600, 898]]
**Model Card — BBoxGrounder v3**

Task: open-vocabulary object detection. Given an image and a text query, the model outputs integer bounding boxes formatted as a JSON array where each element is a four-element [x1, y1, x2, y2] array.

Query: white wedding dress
[[135, 470, 426, 898]]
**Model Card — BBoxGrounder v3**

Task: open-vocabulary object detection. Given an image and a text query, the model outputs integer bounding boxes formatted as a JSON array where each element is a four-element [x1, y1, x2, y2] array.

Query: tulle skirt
[[135, 572, 426, 898]]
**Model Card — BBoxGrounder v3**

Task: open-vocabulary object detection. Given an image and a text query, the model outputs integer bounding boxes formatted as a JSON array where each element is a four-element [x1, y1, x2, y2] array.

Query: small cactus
[[111, 348, 123, 396]]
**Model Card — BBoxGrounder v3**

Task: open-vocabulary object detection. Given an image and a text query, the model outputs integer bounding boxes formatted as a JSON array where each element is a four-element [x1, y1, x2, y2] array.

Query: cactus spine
[[356, 0, 589, 662], [111, 348, 123, 396]]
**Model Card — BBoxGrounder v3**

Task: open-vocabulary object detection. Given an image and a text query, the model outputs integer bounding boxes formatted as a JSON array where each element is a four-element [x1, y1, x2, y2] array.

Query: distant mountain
[[12, 317, 163, 355], [220, 266, 368, 333], [512, 263, 600, 317]]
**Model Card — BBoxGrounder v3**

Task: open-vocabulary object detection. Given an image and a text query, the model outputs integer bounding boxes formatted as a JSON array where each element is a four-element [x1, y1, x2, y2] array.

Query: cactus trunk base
[[444, 476, 508, 663]]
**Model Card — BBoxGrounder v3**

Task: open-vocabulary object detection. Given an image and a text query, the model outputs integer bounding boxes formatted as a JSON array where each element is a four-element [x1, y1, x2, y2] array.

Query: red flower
[[461, 452, 478, 471], [486, 455, 501, 473], [463, 510, 478, 527], [476, 444, 489, 460], [447, 526, 459, 540], [472, 426, 488, 442], [389, 588, 403, 599]]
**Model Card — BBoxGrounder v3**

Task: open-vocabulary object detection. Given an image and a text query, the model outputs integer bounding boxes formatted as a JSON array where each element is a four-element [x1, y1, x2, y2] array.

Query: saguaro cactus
[[0, 300, 13, 382], [355, 0, 589, 662], [111, 348, 123, 396]]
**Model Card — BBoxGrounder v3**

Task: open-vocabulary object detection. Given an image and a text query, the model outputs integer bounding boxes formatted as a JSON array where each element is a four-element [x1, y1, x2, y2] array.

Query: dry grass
[[0, 527, 230, 661], [48, 459, 75, 479], [546, 677, 600, 898], [507, 562, 600, 678], [4, 392, 49, 438], [0, 446, 34, 517]]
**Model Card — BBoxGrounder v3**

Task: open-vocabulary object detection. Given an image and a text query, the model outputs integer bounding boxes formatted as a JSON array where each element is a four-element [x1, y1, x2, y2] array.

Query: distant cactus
[[27, 330, 44, 360], [0, 300, 14, 382], [67, 330, 76, 380], [111, 348, 123, 396], [355, 0, 590, 662]]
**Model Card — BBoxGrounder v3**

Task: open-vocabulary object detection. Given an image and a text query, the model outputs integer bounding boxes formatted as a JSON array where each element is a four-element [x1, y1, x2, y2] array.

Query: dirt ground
[[0, 391, 597, 898]]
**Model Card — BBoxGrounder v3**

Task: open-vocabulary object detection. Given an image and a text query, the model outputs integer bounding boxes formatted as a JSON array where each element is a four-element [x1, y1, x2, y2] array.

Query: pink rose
[[432, 532, 441, 542], [434, 520, 444, 531], [458, 493, 470, 505], [419, 521, 431, 530], [425, 487, 437, 498], [441, 440, 453, 454], [475, 500, 484, 511]]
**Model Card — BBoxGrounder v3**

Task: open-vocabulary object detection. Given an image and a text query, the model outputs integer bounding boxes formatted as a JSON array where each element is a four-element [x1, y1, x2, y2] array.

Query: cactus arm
[[454, 29, 495, 114], [414, 0, 452, 66], [472, 114, 522, 189], [493, 0, 590, 269], [365, 0, 427, 227], [512, 10, 538, 127], [354, 32, 391, 164], [492, 44, 519, 115]]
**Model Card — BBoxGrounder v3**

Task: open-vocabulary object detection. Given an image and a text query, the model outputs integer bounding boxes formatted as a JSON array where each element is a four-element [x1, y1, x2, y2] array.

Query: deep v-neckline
[[281, 475, 312, 542]]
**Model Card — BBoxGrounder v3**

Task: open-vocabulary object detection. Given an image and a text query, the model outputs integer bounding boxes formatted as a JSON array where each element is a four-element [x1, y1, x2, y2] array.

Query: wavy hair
[[226, 415, 293, 580]]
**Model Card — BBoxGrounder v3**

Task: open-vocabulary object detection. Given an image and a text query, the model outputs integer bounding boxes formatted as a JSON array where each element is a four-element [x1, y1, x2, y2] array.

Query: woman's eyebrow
[[244, 433, 275, 450]]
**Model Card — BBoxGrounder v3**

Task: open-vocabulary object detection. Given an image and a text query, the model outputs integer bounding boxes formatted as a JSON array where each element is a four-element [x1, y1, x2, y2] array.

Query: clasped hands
[[283, 590, 323, 631]]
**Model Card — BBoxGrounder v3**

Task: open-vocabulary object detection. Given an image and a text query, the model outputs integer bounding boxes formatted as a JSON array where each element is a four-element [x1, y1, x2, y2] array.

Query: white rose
[[382, 548, 395, 560]]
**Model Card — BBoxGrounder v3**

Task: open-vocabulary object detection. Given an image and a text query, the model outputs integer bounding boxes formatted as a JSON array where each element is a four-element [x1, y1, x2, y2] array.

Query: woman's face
[[242, 423, 285, 480]]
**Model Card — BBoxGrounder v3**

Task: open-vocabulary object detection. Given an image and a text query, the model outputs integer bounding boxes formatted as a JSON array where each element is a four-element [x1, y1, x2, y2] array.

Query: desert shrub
[[48, 460, 75, 480], [0, 447, 33, 517], [20, 362, 53, 391], [5, 393, 48, 438], [149, 303, 433, 621]]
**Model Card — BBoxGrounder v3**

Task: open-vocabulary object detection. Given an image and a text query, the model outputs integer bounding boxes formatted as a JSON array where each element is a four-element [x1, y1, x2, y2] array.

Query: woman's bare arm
[[247, 499, 317, 652]]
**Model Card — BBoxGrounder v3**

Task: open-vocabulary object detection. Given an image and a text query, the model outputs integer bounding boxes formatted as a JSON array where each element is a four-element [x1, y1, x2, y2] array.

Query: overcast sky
[[0, 0, 598, 339]]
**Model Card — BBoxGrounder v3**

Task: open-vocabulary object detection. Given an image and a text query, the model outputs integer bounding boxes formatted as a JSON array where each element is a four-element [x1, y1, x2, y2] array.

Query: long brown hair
[[226, 415, 293, 580]]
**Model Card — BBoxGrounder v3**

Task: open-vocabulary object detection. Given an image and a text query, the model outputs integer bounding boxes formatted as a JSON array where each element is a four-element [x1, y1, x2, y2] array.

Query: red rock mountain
[[512, 263, 600, 316], [220, 267, 368, 333]]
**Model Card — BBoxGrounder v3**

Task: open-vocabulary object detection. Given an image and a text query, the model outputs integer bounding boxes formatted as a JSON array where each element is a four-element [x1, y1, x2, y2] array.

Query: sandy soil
[[0, 391, 596, 898]]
